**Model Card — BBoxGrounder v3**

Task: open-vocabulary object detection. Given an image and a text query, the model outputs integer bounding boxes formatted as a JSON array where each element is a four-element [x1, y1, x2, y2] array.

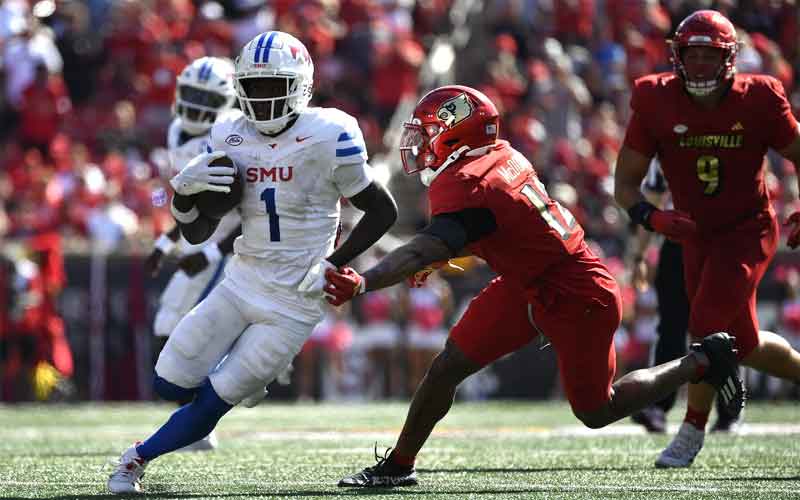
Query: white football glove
[[298, 259, 337, 295], [169, 150, 235, 196]]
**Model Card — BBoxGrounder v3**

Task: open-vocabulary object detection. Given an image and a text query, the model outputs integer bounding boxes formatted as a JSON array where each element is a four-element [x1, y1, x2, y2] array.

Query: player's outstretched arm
[[323, 233, 453, 306], [326, 182, 398, 267], [171, 193, 220, 244], [361, 233, 453, 292], [324, 209, 494, 305]]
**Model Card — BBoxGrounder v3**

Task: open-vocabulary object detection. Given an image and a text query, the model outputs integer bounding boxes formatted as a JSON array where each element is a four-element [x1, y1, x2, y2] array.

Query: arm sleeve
[[419, 209, 497, 254], [763, 77, 800, 151]]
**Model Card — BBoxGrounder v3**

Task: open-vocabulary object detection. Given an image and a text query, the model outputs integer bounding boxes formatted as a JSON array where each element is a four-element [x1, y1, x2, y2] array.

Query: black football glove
[[144, 248, 165, 277], [177, 243, 223, 277], [178, 252, 209, 277]]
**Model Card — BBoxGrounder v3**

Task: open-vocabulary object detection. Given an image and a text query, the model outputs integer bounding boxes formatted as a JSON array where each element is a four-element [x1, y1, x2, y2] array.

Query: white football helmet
[[174, 57, 236, 135], [234, 31, 314, 134]]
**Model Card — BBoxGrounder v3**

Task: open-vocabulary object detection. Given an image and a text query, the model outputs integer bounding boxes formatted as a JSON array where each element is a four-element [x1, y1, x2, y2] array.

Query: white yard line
[[246, 423, 800, 441]]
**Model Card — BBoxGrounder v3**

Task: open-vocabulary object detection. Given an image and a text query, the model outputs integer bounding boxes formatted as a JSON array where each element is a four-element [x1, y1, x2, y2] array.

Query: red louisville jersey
[[624, 73, 799, 232], [428, 141, 607, 301]]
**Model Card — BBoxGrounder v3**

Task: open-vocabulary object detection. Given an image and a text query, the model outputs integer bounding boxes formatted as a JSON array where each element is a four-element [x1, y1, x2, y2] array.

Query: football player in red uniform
[[615, 10, 800, 468], [326, 85, 743, 487]]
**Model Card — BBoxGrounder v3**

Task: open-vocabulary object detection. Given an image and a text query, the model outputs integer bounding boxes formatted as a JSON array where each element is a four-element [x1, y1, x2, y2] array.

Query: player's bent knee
[[426, 341, 482, 386], [573, 407, 612, 429], [153, 375, 197, 402]]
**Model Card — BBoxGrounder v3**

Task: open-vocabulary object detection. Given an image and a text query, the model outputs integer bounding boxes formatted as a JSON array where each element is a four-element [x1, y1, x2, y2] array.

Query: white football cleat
[[177, 430, 218, 452], [107, 443, 147, 494], [655, 422, 705, 468]]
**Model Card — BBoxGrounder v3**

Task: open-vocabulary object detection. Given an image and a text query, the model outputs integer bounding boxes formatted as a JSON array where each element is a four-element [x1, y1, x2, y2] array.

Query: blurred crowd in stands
[[1, 0, 799, 401]]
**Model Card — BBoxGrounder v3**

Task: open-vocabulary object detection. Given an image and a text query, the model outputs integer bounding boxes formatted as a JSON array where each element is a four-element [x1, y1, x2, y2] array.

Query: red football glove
[[323, 267, 366, 306], [649, 209, 697, 243], [784, 211, 800, 249]]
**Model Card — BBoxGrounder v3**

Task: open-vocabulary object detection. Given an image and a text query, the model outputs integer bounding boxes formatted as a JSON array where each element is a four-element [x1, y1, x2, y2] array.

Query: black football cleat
[[691, 332, 746, 419], [338, 446, 418, 488], [631, 406, 667, 434]]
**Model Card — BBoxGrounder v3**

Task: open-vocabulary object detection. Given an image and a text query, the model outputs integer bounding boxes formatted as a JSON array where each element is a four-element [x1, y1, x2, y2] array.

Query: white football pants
[[154, 281, 318, 405], [153, 259, 227, 337]]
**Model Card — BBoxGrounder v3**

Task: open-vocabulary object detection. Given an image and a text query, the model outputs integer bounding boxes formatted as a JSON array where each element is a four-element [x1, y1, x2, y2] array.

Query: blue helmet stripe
[[253, 33, 268, 63], [198, 62, 210, 81], [262, 32, 277, 63], [338, 132, 353, 142]]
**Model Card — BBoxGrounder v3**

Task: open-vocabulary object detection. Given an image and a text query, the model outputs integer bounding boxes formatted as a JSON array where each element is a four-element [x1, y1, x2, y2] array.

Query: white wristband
[[154, 234, 176, 254], [171, 199, 200, 224], [202, 243, 223, 263]]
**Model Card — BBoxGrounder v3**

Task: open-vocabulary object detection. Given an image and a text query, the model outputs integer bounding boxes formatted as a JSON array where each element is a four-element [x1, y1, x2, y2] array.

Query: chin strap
[[421, 145, 472, 187]]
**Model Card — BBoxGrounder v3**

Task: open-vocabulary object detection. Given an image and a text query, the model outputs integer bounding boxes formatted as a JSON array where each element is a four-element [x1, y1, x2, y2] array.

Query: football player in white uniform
[[145, 56, 241, 452], [108, 32, 398, 494]]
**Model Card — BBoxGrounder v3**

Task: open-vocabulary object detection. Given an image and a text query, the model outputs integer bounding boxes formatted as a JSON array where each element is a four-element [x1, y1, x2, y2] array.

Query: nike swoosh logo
[[296, 135, 312, 142]]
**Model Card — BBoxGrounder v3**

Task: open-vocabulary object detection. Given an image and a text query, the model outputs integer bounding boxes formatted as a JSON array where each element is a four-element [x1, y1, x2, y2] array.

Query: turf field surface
[[0, 401, 797, 499]]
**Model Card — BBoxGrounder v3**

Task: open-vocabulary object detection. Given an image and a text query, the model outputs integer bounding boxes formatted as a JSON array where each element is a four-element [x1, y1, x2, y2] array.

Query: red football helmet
[[669, 10, 739, 96], [400, 85, 499, 184]]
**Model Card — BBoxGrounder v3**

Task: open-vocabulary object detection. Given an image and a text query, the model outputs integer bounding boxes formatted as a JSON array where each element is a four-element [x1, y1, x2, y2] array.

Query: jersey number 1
[[521, 179, 576, 240], [260, 187, 281, 242]]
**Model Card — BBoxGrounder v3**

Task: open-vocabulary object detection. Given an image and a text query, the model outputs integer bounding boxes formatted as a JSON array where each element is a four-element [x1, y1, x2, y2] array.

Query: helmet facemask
[[175, 84, 231, 134], [235, 73, 311, 135], [400, 121, 442, 175], [672, 42, 737, 96]]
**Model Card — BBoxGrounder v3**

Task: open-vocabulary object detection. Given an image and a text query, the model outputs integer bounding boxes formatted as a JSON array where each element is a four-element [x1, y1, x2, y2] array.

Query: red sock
[[389, 451, 416, 467], [684, 405, 709, 431], [693, 351, 709, 381]]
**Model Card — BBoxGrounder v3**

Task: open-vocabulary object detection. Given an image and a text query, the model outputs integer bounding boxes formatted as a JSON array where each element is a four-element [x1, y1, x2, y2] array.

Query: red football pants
[[450, 275, 622, 413], [683, 211, 778, 359]]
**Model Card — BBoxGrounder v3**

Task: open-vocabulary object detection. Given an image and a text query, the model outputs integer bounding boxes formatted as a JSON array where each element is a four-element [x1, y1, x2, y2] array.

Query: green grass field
[[0, 401, 797, 499]]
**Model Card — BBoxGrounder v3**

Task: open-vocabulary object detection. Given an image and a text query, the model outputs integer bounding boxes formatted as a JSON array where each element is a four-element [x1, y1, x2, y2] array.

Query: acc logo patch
[[673, 124, 688, 134], [225, 134, 244, 146], [437, 93, 473, 127]]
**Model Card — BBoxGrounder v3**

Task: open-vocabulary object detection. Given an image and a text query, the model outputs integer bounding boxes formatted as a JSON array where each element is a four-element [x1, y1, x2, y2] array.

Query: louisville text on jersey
[[678, 133, 744, 149]]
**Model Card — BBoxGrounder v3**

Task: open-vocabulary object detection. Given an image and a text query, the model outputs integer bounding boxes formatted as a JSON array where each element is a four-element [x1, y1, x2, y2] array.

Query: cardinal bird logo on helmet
[[436, 94, 473, 127]]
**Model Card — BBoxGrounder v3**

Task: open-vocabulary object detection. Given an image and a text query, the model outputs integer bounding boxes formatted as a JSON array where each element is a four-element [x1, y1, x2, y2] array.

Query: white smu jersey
[[167, 117, 241, 254], [209, 107, 372, 308]]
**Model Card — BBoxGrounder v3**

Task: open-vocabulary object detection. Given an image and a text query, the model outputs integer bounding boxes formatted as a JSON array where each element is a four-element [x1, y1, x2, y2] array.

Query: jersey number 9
[[696, 155, 721, 196]]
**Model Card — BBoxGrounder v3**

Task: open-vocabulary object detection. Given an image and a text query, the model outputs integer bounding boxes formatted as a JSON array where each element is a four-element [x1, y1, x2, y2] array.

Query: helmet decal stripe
[[253, 32, 268, 63], [336, 146, 363, 157], [198, 62, 211, 81], [338, 132, 353, 142], [261, 31, 278, 63]]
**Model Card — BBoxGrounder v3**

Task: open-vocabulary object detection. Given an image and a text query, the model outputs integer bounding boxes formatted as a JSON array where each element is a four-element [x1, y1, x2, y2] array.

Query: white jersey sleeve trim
[[333, 161, 373, 198]]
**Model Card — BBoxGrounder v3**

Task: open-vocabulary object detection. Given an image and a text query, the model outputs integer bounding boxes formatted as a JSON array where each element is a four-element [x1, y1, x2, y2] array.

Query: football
[[194, 154, 243, 219]]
